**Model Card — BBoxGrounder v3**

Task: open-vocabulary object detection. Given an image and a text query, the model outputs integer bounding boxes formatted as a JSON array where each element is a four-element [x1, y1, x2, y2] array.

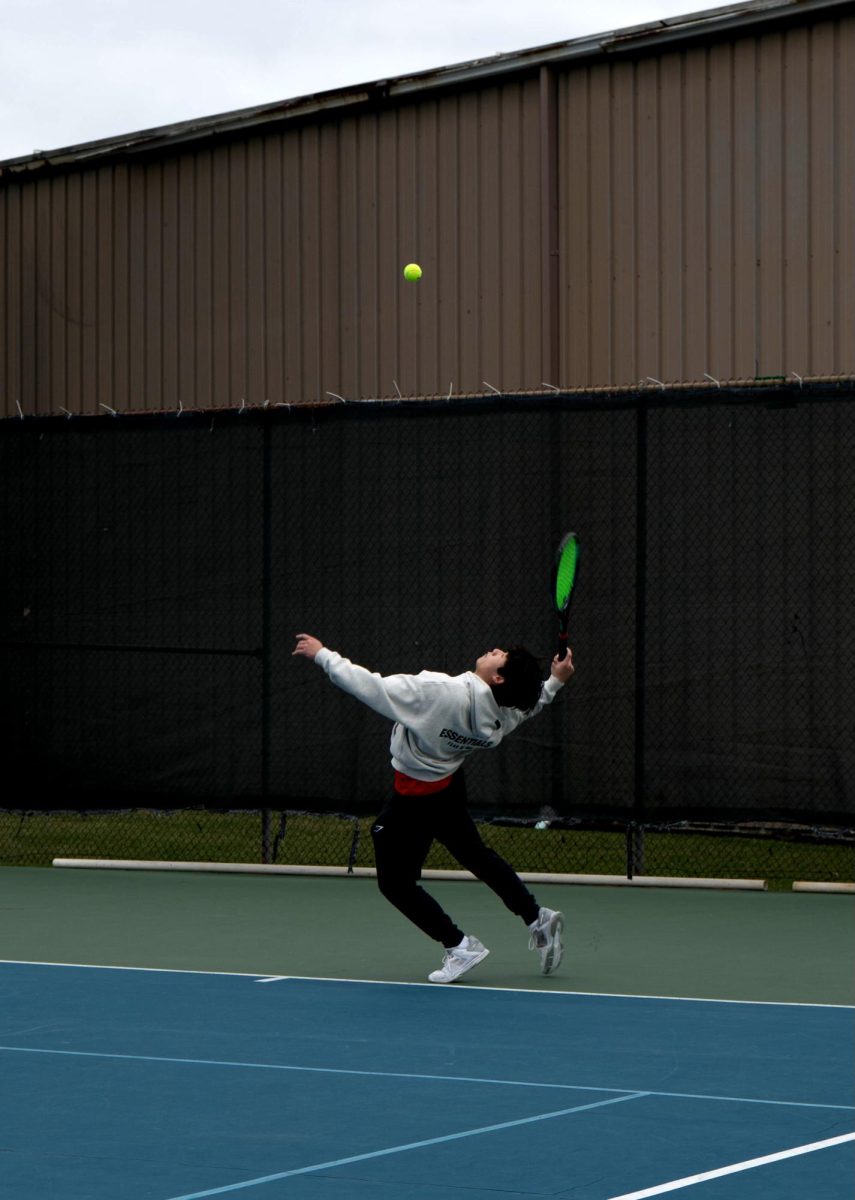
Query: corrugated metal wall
[[0, 81, 543, 414], [1, 11, 853, 416], [561, 16, 855, 385]]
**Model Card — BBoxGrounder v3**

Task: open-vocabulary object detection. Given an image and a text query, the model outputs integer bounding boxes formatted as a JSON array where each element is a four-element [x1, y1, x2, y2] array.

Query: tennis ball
[[403, 262, 422, 281]]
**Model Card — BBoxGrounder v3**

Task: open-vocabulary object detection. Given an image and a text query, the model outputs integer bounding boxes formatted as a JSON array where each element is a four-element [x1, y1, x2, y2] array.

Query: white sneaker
[[529, 907, 564, 975], [428, 936, 490, 983]]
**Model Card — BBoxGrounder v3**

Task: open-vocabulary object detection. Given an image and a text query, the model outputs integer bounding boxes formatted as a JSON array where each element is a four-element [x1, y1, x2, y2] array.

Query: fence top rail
[[2, 376, 855, 430]]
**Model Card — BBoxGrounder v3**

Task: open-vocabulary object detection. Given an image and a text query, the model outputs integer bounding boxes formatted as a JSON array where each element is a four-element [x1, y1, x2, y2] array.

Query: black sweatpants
[[370, 770, 540, 948]]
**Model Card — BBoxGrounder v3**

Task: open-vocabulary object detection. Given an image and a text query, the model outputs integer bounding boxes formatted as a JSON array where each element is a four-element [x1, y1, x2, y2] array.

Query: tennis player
[[292, 634, 576, 984]]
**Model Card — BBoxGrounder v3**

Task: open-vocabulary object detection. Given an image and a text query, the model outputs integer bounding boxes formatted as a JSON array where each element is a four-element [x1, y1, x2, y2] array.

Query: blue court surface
[[1, 960, 853, 1200]]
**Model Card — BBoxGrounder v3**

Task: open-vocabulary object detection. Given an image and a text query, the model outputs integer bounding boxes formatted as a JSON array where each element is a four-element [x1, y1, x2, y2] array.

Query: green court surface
[[1, 866, 852, 1004]]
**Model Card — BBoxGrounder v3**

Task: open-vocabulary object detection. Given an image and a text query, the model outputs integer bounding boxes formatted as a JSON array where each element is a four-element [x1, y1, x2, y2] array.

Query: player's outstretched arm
[[291, 635, 428, 725], [293, 633, 324, 660]]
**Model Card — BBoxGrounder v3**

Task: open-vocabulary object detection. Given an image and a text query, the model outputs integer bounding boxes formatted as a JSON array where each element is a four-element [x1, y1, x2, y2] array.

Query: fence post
[[631, 397, 648, 878], [261, 414, 273, 864]]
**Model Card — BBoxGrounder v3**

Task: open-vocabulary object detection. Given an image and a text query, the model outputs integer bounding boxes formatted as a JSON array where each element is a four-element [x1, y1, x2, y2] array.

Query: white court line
[[605, 1132, 855, 1199], [1, 1044, 852, 1111], [0, 959, 263, 979], [161, 1092, 647, 1200], [1, 960, 852, 1008]]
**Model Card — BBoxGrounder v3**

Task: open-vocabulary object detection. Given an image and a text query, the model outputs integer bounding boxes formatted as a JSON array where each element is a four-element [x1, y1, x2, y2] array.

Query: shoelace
[[436, 948, 468, 977]]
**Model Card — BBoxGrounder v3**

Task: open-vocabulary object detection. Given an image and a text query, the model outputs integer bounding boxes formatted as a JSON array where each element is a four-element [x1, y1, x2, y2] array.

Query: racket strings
[[554, 542, 578, 610]]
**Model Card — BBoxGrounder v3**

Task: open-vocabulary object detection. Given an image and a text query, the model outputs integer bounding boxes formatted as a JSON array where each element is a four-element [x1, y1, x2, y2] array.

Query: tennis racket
[[551, 532, 580, 661]]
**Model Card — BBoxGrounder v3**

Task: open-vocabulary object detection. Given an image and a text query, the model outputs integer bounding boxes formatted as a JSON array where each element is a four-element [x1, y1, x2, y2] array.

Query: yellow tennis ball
[[403, 263, 422, 281]]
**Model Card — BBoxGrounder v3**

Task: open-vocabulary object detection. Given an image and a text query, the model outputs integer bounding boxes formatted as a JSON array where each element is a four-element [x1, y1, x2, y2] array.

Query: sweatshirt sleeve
[[314, 648, 429, 724]]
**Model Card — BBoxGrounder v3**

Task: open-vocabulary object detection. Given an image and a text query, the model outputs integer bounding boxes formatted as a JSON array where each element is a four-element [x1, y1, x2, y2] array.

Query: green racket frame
[[552, 532, 580, 660]]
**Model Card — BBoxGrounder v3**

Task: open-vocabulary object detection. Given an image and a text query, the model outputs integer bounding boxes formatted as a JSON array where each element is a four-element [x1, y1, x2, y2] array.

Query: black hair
[[491, 645, 544, 712]]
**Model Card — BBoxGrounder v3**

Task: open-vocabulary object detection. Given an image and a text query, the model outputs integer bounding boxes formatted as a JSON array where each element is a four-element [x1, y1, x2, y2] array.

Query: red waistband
[[394, 770, 453, 795]]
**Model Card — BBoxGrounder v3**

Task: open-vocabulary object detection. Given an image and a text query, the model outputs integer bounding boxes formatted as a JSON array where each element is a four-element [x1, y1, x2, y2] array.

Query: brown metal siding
[[1, 81, 543, 416], [1, 10, 853, 417], [289, 83, 544, 403], [837, 17, 855, 368], [559, 14, 855, 387]]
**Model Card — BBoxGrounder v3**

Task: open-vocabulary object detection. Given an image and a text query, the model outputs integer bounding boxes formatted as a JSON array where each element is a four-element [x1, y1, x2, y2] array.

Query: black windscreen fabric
[[642, 400, 855, 822], [1, 389, 853, 825], [2, 419, 265, 804]]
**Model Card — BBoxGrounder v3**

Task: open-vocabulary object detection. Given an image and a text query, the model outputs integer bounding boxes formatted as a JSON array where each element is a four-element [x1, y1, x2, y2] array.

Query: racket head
[[552, 531, 580, 617]]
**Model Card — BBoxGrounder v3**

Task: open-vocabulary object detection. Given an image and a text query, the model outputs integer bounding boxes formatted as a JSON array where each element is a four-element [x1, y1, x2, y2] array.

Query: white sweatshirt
[[315, 647, 564, 782]]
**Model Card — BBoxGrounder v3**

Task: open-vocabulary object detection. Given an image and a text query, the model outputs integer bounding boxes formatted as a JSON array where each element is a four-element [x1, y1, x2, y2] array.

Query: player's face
[[475, 648, 508, 681]]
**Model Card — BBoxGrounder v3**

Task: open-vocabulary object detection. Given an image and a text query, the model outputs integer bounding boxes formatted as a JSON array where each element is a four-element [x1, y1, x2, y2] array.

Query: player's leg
[[433, 773, 539, 921], [371, 793, 463, 946], [434, 774, 564, 975], [371, 790, 489, 983]]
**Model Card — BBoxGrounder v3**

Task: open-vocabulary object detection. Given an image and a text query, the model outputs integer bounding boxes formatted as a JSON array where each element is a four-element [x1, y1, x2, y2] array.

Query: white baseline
[[606, 1131, 855, 1199]]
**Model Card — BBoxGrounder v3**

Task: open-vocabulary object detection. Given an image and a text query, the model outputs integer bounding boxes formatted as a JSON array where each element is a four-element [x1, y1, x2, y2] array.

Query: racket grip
[[556, 632, 569, 661]]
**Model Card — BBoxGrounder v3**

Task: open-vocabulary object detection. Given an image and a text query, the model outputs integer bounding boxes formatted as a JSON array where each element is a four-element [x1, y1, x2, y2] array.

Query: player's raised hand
[[293, 633, 324, 660], [551, 647, 575, 683]]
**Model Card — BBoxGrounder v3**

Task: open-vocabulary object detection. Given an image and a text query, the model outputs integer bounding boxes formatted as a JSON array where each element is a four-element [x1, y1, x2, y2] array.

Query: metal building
[[1, 0, 853, 417]]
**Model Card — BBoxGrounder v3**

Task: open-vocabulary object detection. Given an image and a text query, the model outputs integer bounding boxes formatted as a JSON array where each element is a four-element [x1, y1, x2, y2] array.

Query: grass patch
[[2, 809, 852, 885]]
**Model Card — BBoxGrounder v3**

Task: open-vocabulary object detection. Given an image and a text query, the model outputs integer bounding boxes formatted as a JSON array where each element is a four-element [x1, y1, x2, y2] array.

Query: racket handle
[[556, 632, 569, 661]]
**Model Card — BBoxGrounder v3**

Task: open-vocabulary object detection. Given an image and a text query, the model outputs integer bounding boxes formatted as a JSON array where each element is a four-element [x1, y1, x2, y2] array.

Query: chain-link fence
[[1, 810, 852, 890], [2, 382, 854, 883]]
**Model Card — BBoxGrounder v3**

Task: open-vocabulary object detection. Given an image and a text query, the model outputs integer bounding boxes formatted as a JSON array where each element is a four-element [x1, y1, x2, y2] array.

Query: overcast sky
[[2, 0, 724, 163]]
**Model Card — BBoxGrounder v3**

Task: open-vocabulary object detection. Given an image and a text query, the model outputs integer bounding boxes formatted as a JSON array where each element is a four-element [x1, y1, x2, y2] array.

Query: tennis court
[[1, 868, 853, 1199], [3, 5, 854, 1195]]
